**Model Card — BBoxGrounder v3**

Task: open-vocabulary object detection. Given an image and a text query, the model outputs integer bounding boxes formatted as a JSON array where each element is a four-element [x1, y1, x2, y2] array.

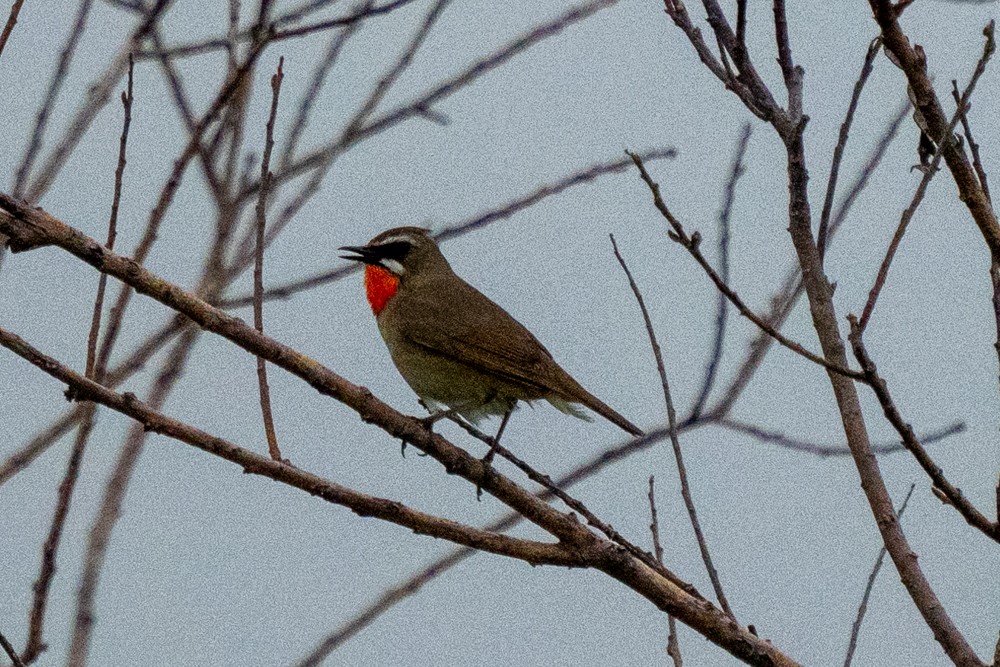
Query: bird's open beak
[[339, 245, 379, 264]]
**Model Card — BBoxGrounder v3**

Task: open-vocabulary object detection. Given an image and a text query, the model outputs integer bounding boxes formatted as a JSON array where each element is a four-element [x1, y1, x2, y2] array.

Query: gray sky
[[1, 1, 998, 665]]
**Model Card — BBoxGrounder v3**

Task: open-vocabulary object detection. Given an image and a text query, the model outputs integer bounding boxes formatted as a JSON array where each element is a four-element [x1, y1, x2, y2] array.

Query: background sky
[[1, 1, 999, 665]]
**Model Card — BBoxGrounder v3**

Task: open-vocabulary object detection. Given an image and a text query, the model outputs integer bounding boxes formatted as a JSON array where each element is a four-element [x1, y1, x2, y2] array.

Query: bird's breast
[[364, 264, 399, 316]]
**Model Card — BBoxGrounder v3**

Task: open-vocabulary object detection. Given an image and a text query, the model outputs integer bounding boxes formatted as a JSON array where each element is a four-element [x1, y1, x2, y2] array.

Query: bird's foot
[[475, 441, 500, 501]]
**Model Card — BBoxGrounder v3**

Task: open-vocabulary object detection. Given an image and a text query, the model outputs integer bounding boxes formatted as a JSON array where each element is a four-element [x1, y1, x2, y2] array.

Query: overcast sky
[[2, 1, 999, 666]]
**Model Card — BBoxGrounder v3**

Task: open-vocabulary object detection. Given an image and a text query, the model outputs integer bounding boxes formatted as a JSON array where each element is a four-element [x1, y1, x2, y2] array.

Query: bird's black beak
[[339, 245, 379, 265]]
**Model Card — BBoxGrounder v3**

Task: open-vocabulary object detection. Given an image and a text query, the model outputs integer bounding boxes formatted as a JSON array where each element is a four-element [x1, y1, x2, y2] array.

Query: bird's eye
[[377, 241, 412, 262]]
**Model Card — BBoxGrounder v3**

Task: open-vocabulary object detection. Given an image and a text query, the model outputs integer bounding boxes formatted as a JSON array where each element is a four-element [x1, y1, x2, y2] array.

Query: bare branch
[[21, 55, 136, 665], [950, 80, 990, 204], [843, 484, 917, 667], [254, 57, 284, 462], [0, 0, 25, 62], [689, 124, 750, 420], [0, 326, 584, 569], [871, 9, 999, 261], [612, 234, 734, 618], [627, 151, 864, 381], [221, 149, 675, 308], [705, 98, 910, 422], [649, 476, 683, 667], [12, 0, 95, 198], [818, 37, 881, 260], [0, 629, 25, 667], [85, 55, 133, 381], [859, 28, 995, 331], [848, 317, 999, 543], [715, 417, 964, 458], [22, 0, 169, 204]]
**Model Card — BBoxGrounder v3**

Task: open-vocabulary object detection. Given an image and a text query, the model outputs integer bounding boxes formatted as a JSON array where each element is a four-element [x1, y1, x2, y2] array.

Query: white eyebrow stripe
[[375, 234, 418, 246], [380, 258, 406, 275]]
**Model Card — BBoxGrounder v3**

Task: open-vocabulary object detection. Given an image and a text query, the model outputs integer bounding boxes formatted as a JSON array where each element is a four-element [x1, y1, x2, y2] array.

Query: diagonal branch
[[0, 197, 800, 667], [848, 317, 999, 542], [627, 151, 865, 381], [612, 234, 734, 618], [0, 325, 584, 568]]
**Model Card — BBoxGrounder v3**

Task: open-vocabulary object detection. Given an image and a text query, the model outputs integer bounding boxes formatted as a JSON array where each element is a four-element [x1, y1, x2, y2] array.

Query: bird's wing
[[398, 276, 568, 395]]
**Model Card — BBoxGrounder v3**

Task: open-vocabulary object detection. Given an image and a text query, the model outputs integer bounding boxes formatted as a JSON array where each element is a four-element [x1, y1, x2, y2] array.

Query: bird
[[340, 226, 643, 451]]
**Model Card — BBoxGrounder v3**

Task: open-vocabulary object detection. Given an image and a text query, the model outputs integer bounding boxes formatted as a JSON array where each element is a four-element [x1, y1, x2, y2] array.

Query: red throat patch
[[364, 264, 399, 315]]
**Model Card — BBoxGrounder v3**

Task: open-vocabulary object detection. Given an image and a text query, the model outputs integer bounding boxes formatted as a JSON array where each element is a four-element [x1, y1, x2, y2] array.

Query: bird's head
[[340, 226, 450, 315]]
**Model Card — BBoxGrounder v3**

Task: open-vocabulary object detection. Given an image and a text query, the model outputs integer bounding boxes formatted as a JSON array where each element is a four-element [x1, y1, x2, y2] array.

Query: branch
[[612, 235, 734, 618], [871, 10, 999, 261], [0, 326, 583, 568], [689, 124, 750, 419], [818, 37, 881, 260], [254, 57, 284, 461], [649, 476, 683, 667], [0, 0, 25, 62], [715, 417, 964, 458], [848, 317, 1000, 542], [0, 629, 25, 667], [627, 151, 865, 381], [858, 28, 995, 331], [0, 198, 799, 667], [843, 483, 916, 667]]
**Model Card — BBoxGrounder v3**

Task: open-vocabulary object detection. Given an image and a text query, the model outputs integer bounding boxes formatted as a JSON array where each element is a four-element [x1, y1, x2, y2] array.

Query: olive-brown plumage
[[340, 227, 642, 437]]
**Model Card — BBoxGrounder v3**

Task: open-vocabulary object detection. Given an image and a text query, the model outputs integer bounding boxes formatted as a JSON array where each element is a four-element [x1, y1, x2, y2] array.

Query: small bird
[[340, 227, 642, 446]]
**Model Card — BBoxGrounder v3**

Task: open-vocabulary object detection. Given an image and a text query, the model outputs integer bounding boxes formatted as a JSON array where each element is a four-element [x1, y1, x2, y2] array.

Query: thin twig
[[255, 57, 284, 461], [649, 476, 683, 667], [689, 124, 750, 419], [0, 0, 26, 61], [818, 37, 881, 260], [848, 317, 999, 542], [872, 12, 1000, 262], [0, 629, 25, 667], [254, 0, 622, 199], [67, 328, 203, 667], [611, 234, 734, 619], [0, 326, 583, 569], [137, 0, 418, 59], [221, 148, 675, 308], [448, 417, 688, 589], [22, 56, 135, 665], [12, 0, 95, 198], [23, 0, 169, 203], [843, 483, 916, 667], [704, 98, 910, 422], [93, 38, 269, 377], [277, 4, 368, 172], [716, 417, 964, 457], [22, 412, 94, 664], [950, 81, 990, 205], [858, 29, 994, 331], [772, 0, 800, 119], [85, 55, 133, 381], [627, 151, 864, 381]]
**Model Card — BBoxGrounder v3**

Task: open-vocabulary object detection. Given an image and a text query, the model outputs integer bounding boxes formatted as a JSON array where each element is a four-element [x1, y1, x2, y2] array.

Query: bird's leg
[[482, 408, 513, 466], [477, 406, 514, 501], [416, 398, 462, 430]]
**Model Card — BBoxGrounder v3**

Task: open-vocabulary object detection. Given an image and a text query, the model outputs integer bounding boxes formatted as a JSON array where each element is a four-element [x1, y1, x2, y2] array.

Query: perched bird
[[340, 227, 642, 445]]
